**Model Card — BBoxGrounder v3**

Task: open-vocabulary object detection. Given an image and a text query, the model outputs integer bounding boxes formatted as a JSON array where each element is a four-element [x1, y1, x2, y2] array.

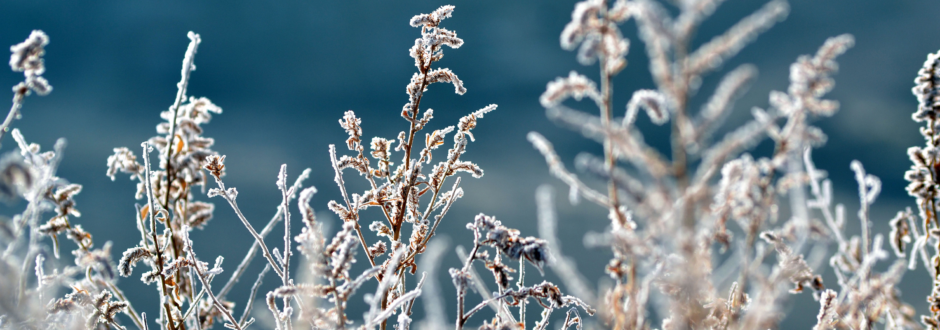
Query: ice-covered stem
[[162, 32, 200, 212], [517, 257, 526, 328], [804, 148, 846, 247], [329, 144, 377, 269], [205, 155, 285, 279], [218, 168, 309, 299], [275, 164, 294, 330], [454, 232, 483, 330], [851, 161, 880, 258], [183, 235, 241, 330], [239, 264, 268, 327], [140, 143, 180, 330], [2, 30, 52, 146]]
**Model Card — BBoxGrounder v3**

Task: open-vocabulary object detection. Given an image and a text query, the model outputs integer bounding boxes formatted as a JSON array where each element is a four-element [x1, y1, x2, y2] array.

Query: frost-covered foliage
[[1, 1, 938, 330], [529, 0, 921, 329]]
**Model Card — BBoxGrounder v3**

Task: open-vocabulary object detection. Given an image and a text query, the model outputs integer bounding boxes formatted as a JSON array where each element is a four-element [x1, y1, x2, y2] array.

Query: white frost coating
[[540, 71, 600, 108], [624, 89, 668, 126], [9, 30, 48, 74], [686, 0, 788, 75]]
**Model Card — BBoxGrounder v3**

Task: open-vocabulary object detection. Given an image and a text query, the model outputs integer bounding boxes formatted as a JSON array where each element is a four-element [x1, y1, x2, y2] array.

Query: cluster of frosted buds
[[560, 0, 631, 73], [107, 32, 219, 307], [913, 51, 940, 124], [906, 51, 940, 224], [340, 110, 363, 150], [469, 213, 549, 273], [9, 30, 52, 95], [908, 48, 940, 330], [86, 291, 128, 330], [49, 287, 127, 330], [326, 222, 359, 280], [404, 5, 464, 119], [370, 137, 393, 177], [149, 96, 223, 196], [8, 130, 92, 259]]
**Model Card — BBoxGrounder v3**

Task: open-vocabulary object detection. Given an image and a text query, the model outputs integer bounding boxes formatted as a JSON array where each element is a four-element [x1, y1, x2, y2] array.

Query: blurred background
[[1, 0, 936, 328]]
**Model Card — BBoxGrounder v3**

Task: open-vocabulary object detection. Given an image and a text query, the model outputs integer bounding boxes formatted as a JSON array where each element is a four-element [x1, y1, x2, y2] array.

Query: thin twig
[[218, 168, 310, 299], [213, 179, 285, 278], [239, 264, 270, 327]]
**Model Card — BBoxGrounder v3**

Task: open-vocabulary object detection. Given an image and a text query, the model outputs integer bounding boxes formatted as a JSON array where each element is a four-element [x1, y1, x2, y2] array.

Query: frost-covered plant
[[3, 2, 939, 330], [530, 0, 917, 329], [0, 31, 142, 330]]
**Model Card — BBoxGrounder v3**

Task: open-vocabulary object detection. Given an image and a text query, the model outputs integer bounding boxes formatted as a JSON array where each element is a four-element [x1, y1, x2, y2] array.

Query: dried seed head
[[204, 154, 225, 180], [410, 5, 455, 28], [339, 110, 363, 150]]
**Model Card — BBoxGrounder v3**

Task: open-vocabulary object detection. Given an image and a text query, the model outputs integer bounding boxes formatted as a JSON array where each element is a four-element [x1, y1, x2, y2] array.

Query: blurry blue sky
[[2, 0, 937, 327]]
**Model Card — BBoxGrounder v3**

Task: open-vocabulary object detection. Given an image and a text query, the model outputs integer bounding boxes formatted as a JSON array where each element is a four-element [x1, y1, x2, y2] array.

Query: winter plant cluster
[[3, 0, 940, 329]]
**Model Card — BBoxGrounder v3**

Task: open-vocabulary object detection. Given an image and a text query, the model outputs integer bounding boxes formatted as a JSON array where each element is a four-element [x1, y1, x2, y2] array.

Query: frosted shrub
[[1, 1, 939, 330]]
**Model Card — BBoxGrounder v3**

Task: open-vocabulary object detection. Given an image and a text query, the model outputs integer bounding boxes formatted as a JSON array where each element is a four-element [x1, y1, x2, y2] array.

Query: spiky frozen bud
[[327, 221, 359, 278], [624, 89, 668, 126], [51, 183, 82, 217], [9, 30, 48, 72], [410, 5, 454, 28], [106, 147, 143, 181], [10, 30, 51, 95], [339, 110, 362, 150], [370, 137, 392, 160], [38, 216, 68, 236], [426, 68, 466, 95], [541, 71, 600, 108], [686, 1, 788, 75], [204, 154, 225, 180], [118, 246, 153, 277], [913, 50, 940, 123], [452, 160, 483, 178], [424, 126, 454, 153], [813, 289, 839, 330], [455, 104, 497, 142]]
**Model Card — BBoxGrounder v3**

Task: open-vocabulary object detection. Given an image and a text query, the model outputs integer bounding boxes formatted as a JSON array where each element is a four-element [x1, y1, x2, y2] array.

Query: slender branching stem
[[178, 272, 215, 327], [329, 276, 347, 330], [212, 178, 284, 278], [517, 258, 525, 328], [187, 253, 241, 330], [239, 264, 270, 327], [141, 143, 180, 330], [219, 167, 310, 299], [0, 90, 26, 146]]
